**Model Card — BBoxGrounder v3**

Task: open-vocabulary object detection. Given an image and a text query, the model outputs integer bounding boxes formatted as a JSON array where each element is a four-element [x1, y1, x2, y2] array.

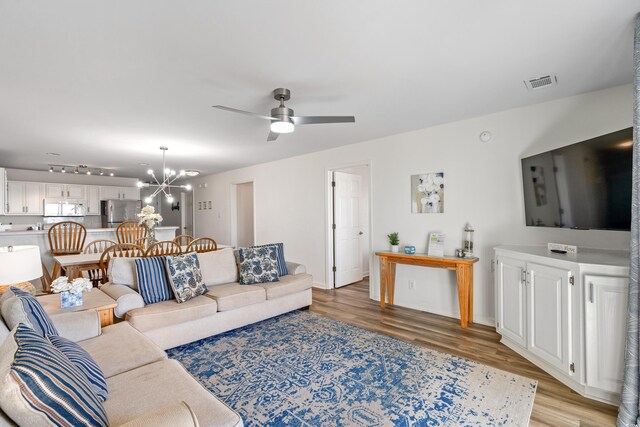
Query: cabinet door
[[86, 186, 101, 215], [66, 184, 85, 199], [496, 256, 527, 347], [100, 186, 121, 200], [122, 187, 140, 200], [6, 182, 25, 214], [584, 275, 628, 393], [527, 262, 572, 373], [45, 183, 65, 198], [23, 183, 43, 214]]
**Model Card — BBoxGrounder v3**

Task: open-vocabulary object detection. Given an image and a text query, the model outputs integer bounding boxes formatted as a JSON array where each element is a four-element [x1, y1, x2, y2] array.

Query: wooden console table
[[375, 251, 479, 328]]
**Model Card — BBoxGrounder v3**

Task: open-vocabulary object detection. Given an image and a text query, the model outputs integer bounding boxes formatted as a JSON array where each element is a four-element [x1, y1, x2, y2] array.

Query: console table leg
[[379, 258, 388, 308], [388, 262, 396, 305], [468, 265, 474, 323], [456, 264, 470, 328]]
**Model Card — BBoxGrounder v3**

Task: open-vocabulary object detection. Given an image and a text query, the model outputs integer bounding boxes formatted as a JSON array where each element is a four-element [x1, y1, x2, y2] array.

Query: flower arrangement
[[51, 276, 93, 294], [137, 205, 163, 228]]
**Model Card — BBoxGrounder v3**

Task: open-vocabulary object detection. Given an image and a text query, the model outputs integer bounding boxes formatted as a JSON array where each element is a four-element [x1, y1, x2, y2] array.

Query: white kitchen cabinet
[[496, 256, 527, 347], [584, 275, 628, 394], [7, 181, 44, 214], [101, 186, 140, 201], [86, 185, 101, 215], [527, 262, 572, 373], [494, 245, 628, 405], [45, 183, 86, 199]]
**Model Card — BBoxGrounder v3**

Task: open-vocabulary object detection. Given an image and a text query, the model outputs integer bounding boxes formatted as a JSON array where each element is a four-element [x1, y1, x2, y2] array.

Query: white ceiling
[[0, 1, 636, 179]]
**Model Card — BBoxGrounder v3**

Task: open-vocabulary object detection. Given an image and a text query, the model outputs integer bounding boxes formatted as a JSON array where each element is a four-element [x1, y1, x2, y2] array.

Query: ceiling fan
[[212, 88, 355, 142]]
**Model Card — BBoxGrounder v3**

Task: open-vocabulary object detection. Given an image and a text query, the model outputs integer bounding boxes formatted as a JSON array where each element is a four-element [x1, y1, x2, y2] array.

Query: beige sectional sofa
[[0, 307, 242, 427], [101, 248, 314, 349]]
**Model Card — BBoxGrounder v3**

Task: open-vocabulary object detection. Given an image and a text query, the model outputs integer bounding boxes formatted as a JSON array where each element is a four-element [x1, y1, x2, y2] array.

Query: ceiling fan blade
[[212, 105, 275, 121], [291, 116, 355, 125], [267, 131, 280, 142]]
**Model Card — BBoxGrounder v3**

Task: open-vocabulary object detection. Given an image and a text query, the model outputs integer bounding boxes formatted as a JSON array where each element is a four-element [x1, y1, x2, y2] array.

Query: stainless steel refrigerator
[[101, 200, 142, 228]]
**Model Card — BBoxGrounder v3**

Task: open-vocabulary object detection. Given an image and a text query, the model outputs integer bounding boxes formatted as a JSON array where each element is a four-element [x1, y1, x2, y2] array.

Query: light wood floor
[[309, 278, 618, 427]]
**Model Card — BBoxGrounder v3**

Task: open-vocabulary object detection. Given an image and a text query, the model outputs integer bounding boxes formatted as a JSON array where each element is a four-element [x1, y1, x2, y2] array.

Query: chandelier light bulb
[[136, 181, 144, 188], [144, 196, 152, 203], [166, 194, 174, 203], [185, 184, 192, 190], [170, 170, 176, 176], [164, 168, 171, 175], [147, 169, 154, 175]]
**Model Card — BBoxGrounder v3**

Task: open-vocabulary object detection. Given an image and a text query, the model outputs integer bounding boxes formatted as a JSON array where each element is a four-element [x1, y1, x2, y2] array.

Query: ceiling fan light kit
[[213, 88, 355, 141]]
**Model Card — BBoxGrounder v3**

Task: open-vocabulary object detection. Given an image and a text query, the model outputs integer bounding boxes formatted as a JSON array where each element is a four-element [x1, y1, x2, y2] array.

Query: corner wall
[[192, 84, 632, 325]]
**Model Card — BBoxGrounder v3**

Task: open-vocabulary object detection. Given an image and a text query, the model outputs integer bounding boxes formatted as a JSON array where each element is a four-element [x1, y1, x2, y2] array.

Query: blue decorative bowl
[[404, 245, 416, 254]]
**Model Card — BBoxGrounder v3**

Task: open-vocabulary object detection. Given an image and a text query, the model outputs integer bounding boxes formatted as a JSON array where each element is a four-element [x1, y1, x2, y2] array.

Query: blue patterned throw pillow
[[251, 243, 288, 276], [2, 287, 59, 337], [48, 335, 108, 402], [238, 246, 280, 285], [165, 253, 208, 303], [5, 324, 108, 427], [135, 256, 173, 304]]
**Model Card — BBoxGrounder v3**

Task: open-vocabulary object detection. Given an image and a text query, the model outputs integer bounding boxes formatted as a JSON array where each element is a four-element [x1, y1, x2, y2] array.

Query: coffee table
[[37, 288, 118, 327]]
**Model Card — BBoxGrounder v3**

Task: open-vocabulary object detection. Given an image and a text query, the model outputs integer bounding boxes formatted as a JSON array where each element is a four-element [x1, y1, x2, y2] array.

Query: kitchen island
[[0, 226, 178, 290]]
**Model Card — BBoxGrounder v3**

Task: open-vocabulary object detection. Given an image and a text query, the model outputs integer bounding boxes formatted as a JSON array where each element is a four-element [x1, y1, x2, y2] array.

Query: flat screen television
[[521, 127, 633, 231]]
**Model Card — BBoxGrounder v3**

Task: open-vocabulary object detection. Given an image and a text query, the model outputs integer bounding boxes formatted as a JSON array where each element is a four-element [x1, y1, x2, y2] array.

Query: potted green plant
[[387, 232, 400, 253]]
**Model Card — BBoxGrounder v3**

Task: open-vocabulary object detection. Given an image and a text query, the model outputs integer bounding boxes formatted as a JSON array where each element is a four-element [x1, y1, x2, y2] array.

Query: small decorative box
[[60, 290, 84, 309], [404, 245, 416, 254]]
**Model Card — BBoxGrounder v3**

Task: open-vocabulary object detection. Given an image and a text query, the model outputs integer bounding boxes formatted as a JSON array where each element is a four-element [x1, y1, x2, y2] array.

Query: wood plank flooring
[[309, 279, 618, 427]]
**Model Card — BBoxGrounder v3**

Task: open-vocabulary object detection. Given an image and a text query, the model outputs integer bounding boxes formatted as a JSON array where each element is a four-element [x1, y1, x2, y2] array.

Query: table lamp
[[0, 245, 43, 295]]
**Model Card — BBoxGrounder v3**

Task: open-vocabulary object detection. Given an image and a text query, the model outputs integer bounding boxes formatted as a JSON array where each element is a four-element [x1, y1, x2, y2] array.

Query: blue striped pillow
[[48, 335, 108, 402], [135, 256, 173, 304], [9, 324, 108, 427], [6, 287, 59, 337], [251, 243, 288, 276]]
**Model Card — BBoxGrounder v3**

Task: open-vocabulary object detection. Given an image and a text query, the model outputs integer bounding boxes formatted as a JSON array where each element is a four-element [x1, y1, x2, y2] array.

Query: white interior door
[[334, 171, 363, 288]]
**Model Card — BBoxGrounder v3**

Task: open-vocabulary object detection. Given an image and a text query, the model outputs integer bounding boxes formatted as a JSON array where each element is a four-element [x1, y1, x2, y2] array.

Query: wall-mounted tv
[[521, 127, 633, 231]]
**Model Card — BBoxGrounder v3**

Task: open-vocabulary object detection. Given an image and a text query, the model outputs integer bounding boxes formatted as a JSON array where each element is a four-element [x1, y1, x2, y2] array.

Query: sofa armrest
[[285, 261, 306, 275], [117, 402, 199, 427], [101, 283, 145, 319], [49, 310, 101, 342]]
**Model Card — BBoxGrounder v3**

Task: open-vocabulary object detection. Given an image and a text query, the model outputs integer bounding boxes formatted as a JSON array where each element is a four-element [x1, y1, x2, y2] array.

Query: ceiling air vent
[[524, 74, 557, 91]]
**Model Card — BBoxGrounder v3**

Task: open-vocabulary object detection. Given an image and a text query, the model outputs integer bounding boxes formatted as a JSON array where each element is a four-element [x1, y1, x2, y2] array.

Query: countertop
[[494, 244, 630, 268], [0, 226, 178, 236]]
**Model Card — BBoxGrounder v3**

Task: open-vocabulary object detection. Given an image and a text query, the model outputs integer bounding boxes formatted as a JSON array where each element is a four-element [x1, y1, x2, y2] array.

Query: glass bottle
[[463, 223, 474, 255]]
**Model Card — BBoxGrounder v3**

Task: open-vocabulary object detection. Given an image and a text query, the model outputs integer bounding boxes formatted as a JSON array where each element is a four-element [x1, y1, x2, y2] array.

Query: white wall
[[193, 84, 632, 325], [235, 182, 255, 247]]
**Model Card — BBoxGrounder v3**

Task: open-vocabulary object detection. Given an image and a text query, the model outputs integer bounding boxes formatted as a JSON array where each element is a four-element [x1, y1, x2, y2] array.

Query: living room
[[0, 2, 638, 426]]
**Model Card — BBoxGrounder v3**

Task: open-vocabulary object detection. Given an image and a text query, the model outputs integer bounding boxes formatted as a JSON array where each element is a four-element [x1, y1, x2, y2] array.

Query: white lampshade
[[0, 245, 43, 285], [270, 120, 294, 134]]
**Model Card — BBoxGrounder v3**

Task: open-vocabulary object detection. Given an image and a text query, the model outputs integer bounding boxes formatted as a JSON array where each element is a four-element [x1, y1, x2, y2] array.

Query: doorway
[[180, 192, 194, 236], [327, 165, 371, 289], [231, 181, 255, 247]]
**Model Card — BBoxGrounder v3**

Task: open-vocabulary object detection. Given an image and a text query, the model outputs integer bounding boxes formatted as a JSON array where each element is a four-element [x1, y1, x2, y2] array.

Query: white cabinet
[[44, 183, 85, 199], [100, 186, 140, 201], [496, 257, 527, 347], [527, 263, 572, 373], [7, 181, 44, 215], [584, 275, 628, 394], [0, 168, 5, 215], [86, 186, 101, 216], [495, 245, 628, 405]]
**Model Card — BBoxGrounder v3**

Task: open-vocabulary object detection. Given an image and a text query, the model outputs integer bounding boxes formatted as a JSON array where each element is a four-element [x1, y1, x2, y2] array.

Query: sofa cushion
[[48, 334, 108, 402], [205, 283, 266, 311], [166, 253, 207, 303], [1, 287, 59, 337], [257, 273, 314, 300], [107, 257, 139, 290], [251, 243, 289, 276], [135, 256, 173, 304], [79, 322, 167, 378], [99, 284, 145, 319], [126, 296, 218, 332], [238, 246, 279, 285], [104, 359, 241, 427], [0, 324, 108, 427], [198, 248, 238, 286]]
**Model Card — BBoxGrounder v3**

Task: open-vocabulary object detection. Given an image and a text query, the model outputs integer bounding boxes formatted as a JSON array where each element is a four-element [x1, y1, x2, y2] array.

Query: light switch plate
[[548, 243, 578, 254]]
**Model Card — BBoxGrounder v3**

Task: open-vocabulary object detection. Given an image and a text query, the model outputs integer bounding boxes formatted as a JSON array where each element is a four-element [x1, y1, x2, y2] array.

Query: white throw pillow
[[107, 257, 139, 290], [198, 248, 239, 286]]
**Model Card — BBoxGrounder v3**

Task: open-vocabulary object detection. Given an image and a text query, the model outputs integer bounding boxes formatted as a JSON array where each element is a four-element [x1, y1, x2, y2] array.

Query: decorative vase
[[146, 225, 157, 248], [60, 289, 83, 308], [391, 245, 399, 253], [404, 245, 416, 254]]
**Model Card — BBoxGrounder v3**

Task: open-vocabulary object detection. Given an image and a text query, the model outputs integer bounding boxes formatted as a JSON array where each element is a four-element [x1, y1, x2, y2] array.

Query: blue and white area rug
[[167, 311, 537, 426]]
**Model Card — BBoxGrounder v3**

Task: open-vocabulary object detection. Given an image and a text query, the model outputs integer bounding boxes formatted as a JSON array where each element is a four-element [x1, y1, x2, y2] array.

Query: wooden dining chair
[[173, 234, 195, 247], [185, 237, 217, 253], [145, 241, 182, 257], [47, 221, 87, 279], [99, 243, 145, 284], [83, 239, 117, 287], [116, 220, 147, 244]]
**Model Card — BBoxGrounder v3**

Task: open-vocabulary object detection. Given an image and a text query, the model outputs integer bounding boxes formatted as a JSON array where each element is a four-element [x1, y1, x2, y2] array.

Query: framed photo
[[411, 172, 444, 213]]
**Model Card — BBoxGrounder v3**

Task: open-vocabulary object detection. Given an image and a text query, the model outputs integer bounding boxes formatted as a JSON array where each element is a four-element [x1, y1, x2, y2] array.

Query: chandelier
[[137, 146, 192, 203]]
